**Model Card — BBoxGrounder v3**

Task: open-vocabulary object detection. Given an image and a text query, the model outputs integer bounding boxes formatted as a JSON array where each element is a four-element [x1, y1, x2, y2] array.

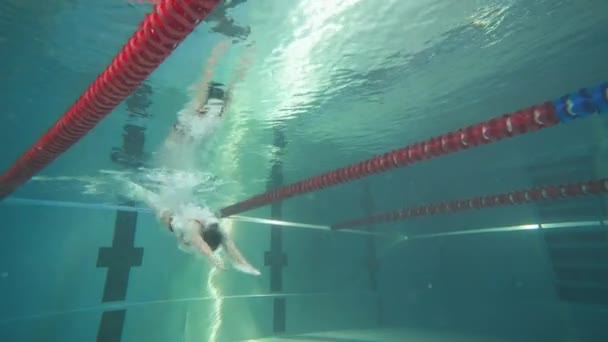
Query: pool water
[[1, 0, 608, 341]]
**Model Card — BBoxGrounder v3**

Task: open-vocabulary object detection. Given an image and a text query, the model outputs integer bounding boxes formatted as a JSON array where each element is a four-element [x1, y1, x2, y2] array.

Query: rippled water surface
[[1, 0, 607, 222]]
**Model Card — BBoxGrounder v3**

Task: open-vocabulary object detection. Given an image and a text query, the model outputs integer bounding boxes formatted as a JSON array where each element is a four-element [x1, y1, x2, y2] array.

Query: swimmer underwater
[[126, 41, 259, 275]]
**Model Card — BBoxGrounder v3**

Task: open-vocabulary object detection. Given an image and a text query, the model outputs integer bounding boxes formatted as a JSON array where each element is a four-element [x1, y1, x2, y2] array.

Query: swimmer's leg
[[124, 181, 159, 207], [222, 237, 261, 276], [222, 44, 255, 114], [124, 181, 172, 223], [194, 40, 230, 110]]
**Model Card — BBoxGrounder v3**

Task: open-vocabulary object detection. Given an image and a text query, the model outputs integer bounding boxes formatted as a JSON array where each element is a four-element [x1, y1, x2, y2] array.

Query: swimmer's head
[[201, 221, 223, 251]]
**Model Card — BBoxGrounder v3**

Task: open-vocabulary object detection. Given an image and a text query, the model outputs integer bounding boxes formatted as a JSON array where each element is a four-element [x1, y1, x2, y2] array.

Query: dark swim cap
[[201, 223, 223, 251]]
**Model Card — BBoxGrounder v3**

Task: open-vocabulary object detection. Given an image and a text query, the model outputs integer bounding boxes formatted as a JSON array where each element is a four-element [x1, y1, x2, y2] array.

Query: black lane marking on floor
[[273, 297, 286, 334], [362, 181, 381, 324], [97, 209, 144, 302], [266, 128, 287, 334], [97, 310, 126, 342], [97, 84, 150, 342]]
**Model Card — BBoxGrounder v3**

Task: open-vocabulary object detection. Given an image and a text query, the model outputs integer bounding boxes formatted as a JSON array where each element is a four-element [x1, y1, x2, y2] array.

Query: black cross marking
[[97, 83, 150, 342], [97, 209, 143, 302]]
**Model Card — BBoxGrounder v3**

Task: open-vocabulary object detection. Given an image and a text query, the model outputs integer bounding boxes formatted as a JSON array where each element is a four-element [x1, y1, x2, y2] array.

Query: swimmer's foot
[[124, 180, 146, 200], [122, 181, 162, 212], [126, 182, 152, 202]]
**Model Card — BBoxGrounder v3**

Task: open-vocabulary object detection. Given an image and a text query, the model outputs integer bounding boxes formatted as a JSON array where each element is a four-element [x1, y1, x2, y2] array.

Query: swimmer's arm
[[222, 237, 261, 276]]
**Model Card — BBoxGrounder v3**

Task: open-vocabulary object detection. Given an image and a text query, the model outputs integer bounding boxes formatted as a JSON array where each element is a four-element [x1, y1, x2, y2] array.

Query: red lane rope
[[221, 83, 608, 217], [220, 102, 557, 217], [332, 178, 608, 230], [0, 0, 221, 199]]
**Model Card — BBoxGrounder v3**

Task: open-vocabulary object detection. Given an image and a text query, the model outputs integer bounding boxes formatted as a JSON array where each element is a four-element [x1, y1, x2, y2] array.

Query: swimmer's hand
[[221, 238, 261, 276], [232, 263, 261, 276]]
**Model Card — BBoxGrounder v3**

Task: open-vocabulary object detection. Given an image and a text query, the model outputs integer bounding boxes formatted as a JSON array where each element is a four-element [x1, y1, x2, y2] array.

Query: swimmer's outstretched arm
[[222, 237, 261, 276]]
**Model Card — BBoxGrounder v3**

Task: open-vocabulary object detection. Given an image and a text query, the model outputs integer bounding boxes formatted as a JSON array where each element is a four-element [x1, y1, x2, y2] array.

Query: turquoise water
[[1, 0, 608, 341]]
